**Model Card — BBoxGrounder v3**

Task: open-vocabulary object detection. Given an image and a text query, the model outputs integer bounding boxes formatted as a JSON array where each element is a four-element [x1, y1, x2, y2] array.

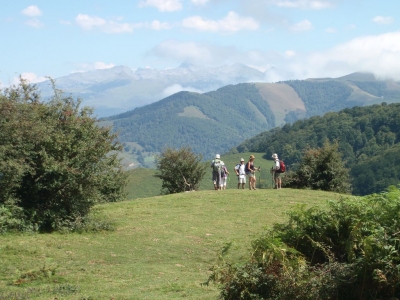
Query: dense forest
[[231, 102, 400, 195], [285, 80, 356, 119]]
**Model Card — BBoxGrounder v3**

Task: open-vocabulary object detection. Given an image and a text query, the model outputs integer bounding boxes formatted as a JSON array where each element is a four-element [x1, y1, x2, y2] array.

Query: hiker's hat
[[272, 153, 278, 159], [240, 158, 244, 162], [249, 155, 255, 159], [215, 154, 220, 159]]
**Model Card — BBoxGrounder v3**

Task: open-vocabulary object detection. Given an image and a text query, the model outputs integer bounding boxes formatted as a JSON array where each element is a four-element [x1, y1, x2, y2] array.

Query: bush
[[284, 140, 351, 193], [0, 80, 127, 232], [155, 147, 207, 194], [207, 186, 400, 299]]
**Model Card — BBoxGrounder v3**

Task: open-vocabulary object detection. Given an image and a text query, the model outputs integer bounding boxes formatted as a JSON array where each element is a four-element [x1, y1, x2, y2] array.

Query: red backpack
[[277, 160, 286, 173]]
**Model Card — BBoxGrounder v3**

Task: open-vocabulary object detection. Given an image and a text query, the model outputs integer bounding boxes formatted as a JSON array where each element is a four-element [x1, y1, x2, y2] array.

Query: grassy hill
[[100, 73, 400, 168], [0, 189, 340, 299], [125, 152, 276, 200]]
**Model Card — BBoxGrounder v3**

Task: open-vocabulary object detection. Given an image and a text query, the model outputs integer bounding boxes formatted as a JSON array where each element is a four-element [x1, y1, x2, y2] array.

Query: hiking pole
[[270, 167, 274, 189]]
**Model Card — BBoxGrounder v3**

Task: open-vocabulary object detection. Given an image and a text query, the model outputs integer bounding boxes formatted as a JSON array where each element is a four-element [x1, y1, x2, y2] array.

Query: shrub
[[155, 147, 207, 194], [284, 140, 351, 193], [207, 186, 400, 299]]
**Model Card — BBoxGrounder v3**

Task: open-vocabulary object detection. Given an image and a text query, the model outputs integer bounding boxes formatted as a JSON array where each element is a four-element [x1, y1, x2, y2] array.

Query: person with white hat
[[234, 158, 246, 189], [211, 154, 223, 190], [271, 153, 282, 189]]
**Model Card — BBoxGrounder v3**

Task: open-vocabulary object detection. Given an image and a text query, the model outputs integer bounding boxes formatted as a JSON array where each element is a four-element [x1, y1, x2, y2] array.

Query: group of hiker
[[210, 153, 285, 190]]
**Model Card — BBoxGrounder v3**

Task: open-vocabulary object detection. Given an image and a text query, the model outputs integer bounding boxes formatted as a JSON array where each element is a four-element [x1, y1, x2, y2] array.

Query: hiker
[[220, 164, 229, 190], [234, 158, 246, 189], [211, 154, 223, 190], [271, 153, 282, 189], [245, 155, 260, 190]]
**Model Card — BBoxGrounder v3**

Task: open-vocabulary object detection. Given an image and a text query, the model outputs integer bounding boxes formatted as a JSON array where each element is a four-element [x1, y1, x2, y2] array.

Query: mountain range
[[37, 63, 276, 117], [99, 72, 400, 166]]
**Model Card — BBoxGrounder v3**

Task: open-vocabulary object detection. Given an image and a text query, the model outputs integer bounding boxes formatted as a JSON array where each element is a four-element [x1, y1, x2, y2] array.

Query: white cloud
[[75, 14, 138, 33], [139, 0, 182, 12], [149, 20, 172, 30], [162, 84, 203, 97], [372, 16, 394, 25], [71, 62, 116, 73], [151, 40, 282, 77], [268, 0, 334, 9], [191, 0, 210, 5], [21, 5, 42, 17], [296, 31, 400, 80], [151, 32, 400, 83], [182, 11, 259, 32], [94, 62, 115, 69], [285, 50, 296, 57], [25, 18, 44, 28], [289, 19, 312, 31], [75, 14, 170, 33], [325, 27, 336, 33], [13, 73, 47, 85]]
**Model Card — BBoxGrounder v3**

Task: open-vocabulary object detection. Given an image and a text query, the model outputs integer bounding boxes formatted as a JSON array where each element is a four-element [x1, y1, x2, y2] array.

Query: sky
[[1, 0, 399, 87]]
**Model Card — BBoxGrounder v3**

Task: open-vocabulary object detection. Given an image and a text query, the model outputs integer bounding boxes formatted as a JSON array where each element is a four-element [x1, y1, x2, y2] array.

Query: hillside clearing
[[0, 189, 340, 299]]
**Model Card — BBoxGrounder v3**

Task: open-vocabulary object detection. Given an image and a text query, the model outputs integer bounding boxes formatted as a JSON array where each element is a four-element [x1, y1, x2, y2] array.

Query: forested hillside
[[285, 80, 355, 120], [231, 102, 400, 195], [105, 83, 275, 158], [102, 73, 400, 164]]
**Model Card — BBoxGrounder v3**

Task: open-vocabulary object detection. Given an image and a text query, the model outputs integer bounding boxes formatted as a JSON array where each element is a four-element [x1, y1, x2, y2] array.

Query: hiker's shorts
[[274, 172, 282, 180], [220, 177, 227, 187], [238, 176, 246, 184], [246, 172, 255, 178]]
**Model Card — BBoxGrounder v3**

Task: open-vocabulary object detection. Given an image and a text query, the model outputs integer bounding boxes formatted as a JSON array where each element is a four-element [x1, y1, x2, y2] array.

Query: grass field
[[0, 188, 341, 300]]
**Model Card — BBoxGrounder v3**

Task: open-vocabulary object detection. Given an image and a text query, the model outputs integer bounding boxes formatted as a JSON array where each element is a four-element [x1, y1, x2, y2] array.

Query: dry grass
[[255, 83, 306, 126]]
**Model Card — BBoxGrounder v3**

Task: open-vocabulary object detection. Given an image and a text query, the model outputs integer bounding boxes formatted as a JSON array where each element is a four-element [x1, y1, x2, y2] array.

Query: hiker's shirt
[[236, 164, 246, 179], [274, 159, 280, 171]]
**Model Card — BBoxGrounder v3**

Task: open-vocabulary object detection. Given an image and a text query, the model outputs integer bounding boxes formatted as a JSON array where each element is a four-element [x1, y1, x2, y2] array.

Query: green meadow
[[0, 188, 340, 299]]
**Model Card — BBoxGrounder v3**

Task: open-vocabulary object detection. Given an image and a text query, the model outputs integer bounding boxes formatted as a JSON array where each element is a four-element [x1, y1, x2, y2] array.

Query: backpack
[[213, 159, 223, 172], [221, 166, 227, 177], [276, 160, 286, 173]]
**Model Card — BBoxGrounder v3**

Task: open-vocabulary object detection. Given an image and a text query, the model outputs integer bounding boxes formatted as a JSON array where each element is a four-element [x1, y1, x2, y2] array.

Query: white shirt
[[274, 158, 280, 171], [235, 163, 246, 178]]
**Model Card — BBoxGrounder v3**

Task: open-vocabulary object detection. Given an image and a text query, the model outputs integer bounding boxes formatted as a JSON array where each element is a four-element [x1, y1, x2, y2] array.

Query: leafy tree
[[155, 147, 207, 194], [0, 80, 127, 232], [284, 141, 351, 193]]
